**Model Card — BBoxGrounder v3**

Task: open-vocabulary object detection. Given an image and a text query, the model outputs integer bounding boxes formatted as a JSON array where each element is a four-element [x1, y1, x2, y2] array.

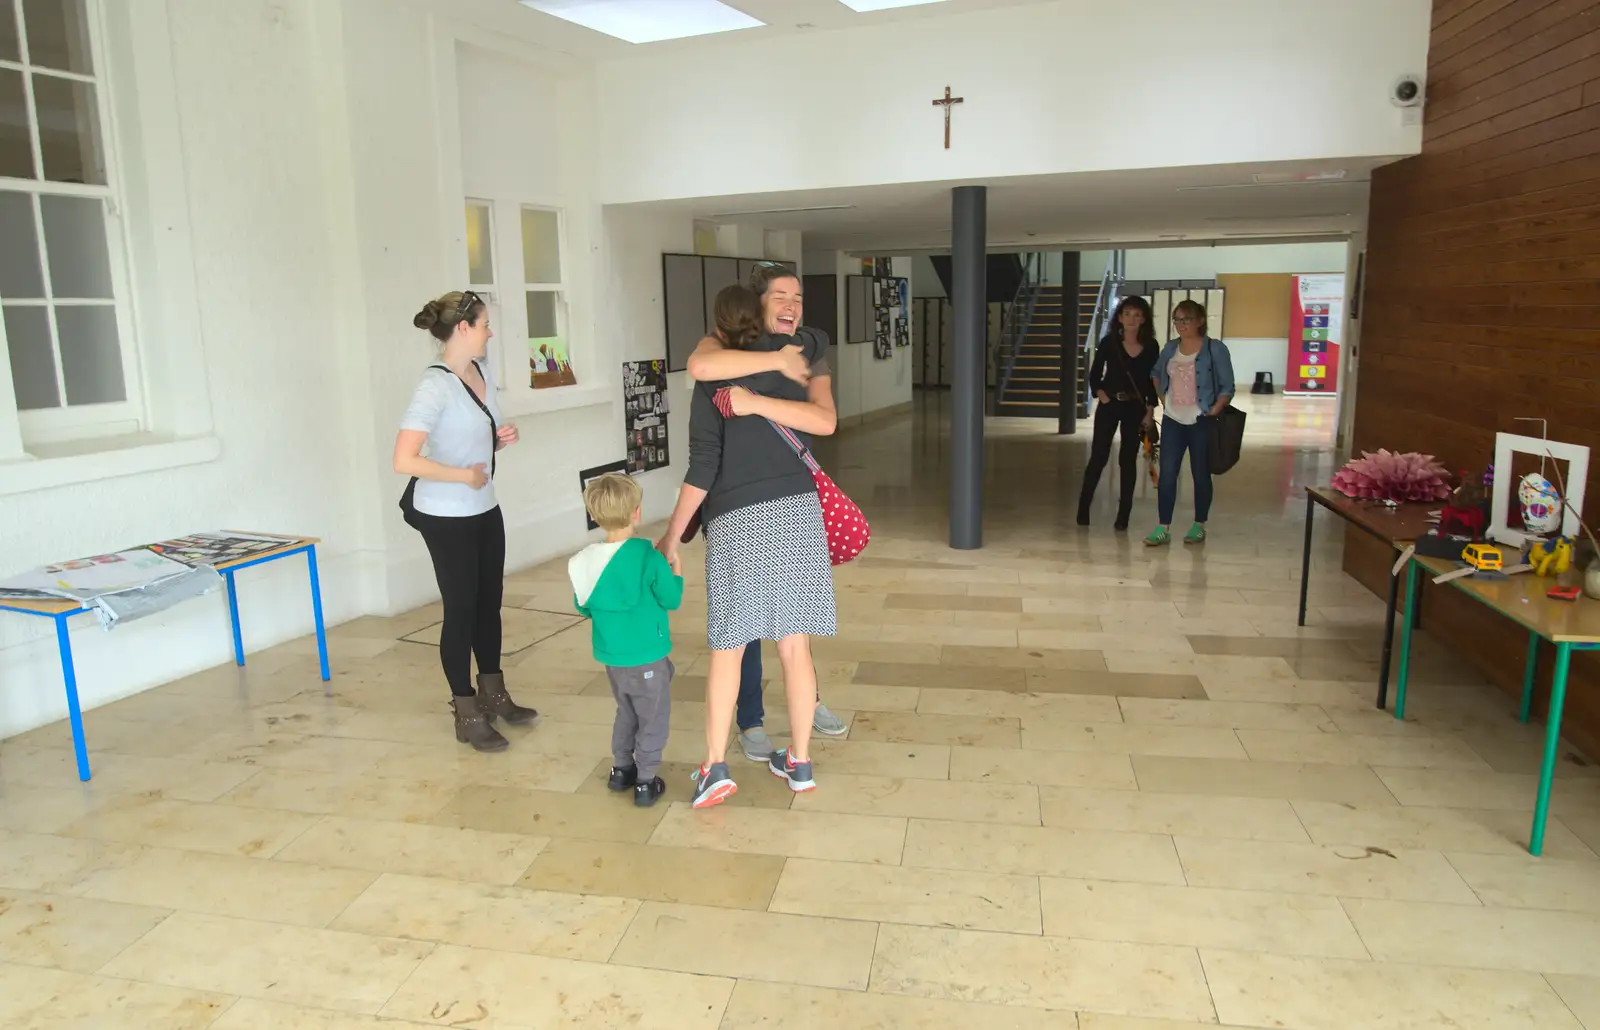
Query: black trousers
[[413, 505, 505, 697], [1078, 399, 1145, 520]]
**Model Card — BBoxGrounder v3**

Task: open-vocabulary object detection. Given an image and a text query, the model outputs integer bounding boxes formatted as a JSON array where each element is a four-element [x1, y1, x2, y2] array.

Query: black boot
[[476, 672, 538, 726], [451, 695, 508, 752]]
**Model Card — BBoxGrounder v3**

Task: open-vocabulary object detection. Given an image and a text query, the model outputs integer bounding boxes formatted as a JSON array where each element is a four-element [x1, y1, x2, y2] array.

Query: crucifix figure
[[932, 86, 963, 150]]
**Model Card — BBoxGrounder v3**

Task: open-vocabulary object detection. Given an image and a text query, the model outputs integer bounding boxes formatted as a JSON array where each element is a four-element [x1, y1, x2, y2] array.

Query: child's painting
[[530, 340, 578, 389]]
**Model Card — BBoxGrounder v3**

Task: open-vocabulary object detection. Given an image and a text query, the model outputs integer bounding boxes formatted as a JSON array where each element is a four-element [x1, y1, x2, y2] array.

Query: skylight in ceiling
[[519, 0, 763, 44], [838, 0, 955, 11]]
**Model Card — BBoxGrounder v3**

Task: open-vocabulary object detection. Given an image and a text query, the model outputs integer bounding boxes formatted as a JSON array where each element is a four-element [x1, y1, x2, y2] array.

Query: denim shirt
[[1152, 337, 1236, 414]]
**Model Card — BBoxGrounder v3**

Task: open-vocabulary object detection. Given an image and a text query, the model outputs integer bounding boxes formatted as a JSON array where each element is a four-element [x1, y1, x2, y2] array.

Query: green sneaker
[[1184, 523, 1207, 544], [1143, 527, 1170, 547]]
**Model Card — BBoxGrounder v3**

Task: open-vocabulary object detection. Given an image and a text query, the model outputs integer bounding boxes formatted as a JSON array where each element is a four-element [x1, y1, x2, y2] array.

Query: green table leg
[[1393, 559, 1420, 720], [1528, 641, 1572, 857], [1519, 630, 1539, 723]]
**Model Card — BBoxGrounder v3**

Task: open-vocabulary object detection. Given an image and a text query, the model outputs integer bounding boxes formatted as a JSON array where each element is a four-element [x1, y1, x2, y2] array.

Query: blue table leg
[[225, 569, 245, 667], [1519, 630, 1538, 723], [1529, 641, 1572, 857], [307, 545, 331, 682], [55, 614, 91, 781], [1392, 559, 1420, 720]]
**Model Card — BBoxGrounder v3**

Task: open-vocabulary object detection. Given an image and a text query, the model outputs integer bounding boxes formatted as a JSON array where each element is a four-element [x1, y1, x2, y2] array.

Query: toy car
[[1462, 543, 1503, 571]]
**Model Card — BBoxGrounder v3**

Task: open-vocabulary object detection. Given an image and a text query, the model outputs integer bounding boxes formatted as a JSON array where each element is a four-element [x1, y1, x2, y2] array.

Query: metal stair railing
[[994, 252, 1044, 404], [1076, 249, 1125, 418]]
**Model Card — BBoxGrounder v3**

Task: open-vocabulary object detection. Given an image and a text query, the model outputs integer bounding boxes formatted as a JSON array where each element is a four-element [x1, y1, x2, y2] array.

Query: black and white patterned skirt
[[704, 491, 838, 651]]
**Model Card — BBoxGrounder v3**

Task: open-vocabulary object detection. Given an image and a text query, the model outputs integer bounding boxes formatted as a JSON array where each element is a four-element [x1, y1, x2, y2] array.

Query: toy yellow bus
[[1462, 543, 1503, 571]]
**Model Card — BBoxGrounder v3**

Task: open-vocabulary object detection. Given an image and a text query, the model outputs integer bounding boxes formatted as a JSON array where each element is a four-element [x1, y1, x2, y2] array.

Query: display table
[[0, 534, 330, 782], [1393, 553, 1600, 856], [1299, 486, 1438, 708]]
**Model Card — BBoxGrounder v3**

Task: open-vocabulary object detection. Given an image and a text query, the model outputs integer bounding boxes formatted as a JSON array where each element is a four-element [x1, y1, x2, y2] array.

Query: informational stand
[[1285, 273, 1345, 395]]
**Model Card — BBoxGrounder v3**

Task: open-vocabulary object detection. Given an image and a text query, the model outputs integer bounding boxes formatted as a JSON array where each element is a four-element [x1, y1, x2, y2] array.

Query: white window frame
[[518, 202, 569, 388], [0, 0, 144, 448]]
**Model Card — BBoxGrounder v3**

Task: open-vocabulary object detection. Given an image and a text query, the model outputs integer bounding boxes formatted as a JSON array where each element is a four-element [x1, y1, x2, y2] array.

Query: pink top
[[1165, 349, 1201, 425]]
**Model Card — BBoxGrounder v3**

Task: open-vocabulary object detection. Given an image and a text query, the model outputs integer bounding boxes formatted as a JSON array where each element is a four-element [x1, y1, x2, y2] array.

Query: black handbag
[[399, 361, 496, 527], [1203, 340, 1246, 475]]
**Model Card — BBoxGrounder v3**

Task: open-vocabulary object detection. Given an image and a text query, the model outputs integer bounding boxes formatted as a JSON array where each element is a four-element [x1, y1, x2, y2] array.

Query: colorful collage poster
[[623, 360, 670, 473], [1285, 273, 1345, 395]]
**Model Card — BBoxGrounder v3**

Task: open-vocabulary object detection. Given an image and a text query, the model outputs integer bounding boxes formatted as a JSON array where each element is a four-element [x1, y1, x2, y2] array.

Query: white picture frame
[[1488, 433, 1589, 548]]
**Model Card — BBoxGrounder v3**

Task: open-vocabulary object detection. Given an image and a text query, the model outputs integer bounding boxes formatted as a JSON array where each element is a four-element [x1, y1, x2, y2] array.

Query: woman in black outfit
[[1077, 295, 1159, 530]]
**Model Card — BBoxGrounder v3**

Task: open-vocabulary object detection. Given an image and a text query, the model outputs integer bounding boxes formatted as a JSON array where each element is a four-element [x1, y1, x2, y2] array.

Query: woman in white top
[[1147, 299, 1235, 547], [394, 290, 537, 752]]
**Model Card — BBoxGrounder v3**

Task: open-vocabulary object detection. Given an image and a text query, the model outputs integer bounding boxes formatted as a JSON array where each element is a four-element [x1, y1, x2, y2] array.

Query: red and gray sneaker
[[769, 749, 816, 792], [691, 762, 737, 809]]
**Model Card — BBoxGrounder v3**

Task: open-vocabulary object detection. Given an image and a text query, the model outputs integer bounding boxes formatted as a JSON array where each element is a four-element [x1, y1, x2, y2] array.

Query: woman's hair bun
[[412, 302, 442, 331]]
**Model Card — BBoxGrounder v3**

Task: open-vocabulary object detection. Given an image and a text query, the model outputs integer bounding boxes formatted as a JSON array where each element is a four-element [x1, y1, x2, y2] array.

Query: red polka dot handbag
[[714, 387, 870, 565]]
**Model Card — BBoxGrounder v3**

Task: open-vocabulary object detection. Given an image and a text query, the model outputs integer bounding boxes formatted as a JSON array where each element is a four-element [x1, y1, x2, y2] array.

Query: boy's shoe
[[813, 704, 847, 736], [691, 762, 737, 809], [739, 727, 774, 762], [1184, 522, 1207, 544], [769, 749, 816, 792], [607, 765, 638, 792], [634, 776, 666, 808]]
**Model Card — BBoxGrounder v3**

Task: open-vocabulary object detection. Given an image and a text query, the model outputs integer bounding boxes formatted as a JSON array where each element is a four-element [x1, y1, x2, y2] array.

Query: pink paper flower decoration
[[1331, 449, 1452, 503]]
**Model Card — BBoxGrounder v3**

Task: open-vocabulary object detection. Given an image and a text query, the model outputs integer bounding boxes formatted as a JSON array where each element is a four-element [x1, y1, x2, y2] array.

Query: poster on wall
[[622, 360, 669, 473], [1285, 273, 1344, 395], [892, 277, 910, 349], [578, 461, 630, 531]]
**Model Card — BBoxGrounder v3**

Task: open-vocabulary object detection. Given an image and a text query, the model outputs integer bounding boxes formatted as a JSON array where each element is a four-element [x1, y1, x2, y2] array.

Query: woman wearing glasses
[[394, 290, 537, 751], [1147, 299, 1235, 546]]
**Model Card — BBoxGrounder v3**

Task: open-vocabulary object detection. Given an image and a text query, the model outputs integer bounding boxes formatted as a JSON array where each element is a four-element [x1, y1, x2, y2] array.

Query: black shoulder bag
[[398, 361, 497, 528], [1204, 340, 1247, 476]]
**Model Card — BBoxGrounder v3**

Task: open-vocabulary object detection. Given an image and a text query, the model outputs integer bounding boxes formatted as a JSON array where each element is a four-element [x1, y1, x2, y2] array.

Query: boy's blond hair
[[583, 473, 642, 531]]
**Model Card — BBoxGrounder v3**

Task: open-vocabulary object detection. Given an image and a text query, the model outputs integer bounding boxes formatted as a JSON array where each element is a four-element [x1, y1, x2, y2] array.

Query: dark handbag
[[1203, 340, 1246, 475], [399, 361, 496, 527]]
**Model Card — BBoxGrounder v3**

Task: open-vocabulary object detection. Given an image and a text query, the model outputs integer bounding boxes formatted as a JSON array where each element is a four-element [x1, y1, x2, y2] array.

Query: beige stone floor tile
[[1187, 634, 1365, 660], [805, 739, 950, 779], [1198, 676, 1367, 705], [60, 794, 318, 858], [431, 785, 666, 843], [877, 623, 1021, 648], [1076, 1016, 1259, 1030], [949, 746, 1136, 789], [0, 746, 259, 802], [770, 857, 1042, 933], [811, 639, 942, 665], [1446, 850, 1600, 911], [1455, 727, 1600, 778], [870, 923, 1214, 1020], [0, 782, 108, 835], [380, 943, 732, 1028], [648, 803, 906, 864], [518, 837, 784, 910], [0, 961, 231, 1030], [854, 661, 1028, 691], [1018, 630, 1194, 655], [1235, 729, 1493, 770], [1023, 598, 1180, 619], [14, 711, 232, 761], [849, 711, 1021, 748], [941, 645, 1108, 671], [1041, 877, 1369, 959], [1118, 697, 1332, 730], [1372, 767, 1538, 810], [330, 872, 637, 960], [1025, 668, 1209, 699], [1176, 836, 1479, 903], [362, 742, 595, 792], [1133, 756, 1400, 805], [211, 998, 442, 1029], [1021, 720, 1248, 760], [1291, 800, 1595, 859], [916, 687, 1122, 723], [274, 814, 548, 885], [0, 887, 170, 971], [74, 845, 376, 926], [904, 818, 1184, 884], [401, 607, 584, 653], [790, 774, 1040, 824], [182, 727, 398, 772], [101, 910, 431, 1014], [775, 682, 920, 713], [1200, 948, 1582, 1030], [886, 593, 1021, 612], [720, 980, 1078, 1030], [611, 900, 877, 990], [968, 611, 1107, 631], [1546, 975, 1600, 1030], [1041, 787, 1310, 842], [1343, 897, 1600, 976], [1106, 653, 1296, 680], [576, 758, 796, 809], [0, 828, 135, 892]]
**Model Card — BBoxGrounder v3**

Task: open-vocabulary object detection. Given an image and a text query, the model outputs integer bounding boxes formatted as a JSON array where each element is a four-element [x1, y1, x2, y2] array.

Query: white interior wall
[[824, 256, 914, 423]]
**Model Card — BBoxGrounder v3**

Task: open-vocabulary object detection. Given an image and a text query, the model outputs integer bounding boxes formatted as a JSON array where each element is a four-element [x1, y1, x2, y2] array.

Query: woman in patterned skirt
[[660, 268, 838, 809]]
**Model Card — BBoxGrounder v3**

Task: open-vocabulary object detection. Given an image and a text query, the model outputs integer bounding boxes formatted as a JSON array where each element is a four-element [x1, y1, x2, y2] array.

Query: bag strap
[[429, 361, 498, 477]]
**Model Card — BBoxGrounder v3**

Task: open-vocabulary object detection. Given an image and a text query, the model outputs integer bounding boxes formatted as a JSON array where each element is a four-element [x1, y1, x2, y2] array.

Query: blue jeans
[[736, 642, 765, 732], [1157, 415, 1212, 525]]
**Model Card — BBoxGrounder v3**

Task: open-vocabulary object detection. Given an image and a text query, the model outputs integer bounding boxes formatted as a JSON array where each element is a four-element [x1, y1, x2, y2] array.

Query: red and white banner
[[1285, 273, 1345, 395]]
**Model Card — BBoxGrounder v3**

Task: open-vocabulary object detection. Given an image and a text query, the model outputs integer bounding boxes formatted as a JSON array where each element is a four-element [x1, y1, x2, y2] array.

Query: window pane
[[526, 290, 558, 339], [22, 0, 93, 75], [41, 193, 109, 297], [465, 202, 493, 285], [0, 191, 44, 297], [34, 73, 104, 184], [0, 0, 18, 63], [521, 207, 561, 284], [0, 69, 34, 179], [3, 303, 58, 409], [55, 302, 122, 404]]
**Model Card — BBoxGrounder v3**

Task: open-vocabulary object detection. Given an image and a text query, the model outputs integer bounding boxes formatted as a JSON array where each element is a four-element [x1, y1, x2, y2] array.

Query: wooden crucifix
[[931, 86, 963, 150]]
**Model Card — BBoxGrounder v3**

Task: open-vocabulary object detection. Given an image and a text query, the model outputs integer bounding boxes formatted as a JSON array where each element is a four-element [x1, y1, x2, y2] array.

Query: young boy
[[569, 473, 684, 807]]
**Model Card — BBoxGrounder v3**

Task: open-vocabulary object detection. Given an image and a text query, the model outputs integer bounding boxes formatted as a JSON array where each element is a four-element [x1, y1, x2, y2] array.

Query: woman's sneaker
[[769, 749, 816, 792], [691, 762, 737, 809]]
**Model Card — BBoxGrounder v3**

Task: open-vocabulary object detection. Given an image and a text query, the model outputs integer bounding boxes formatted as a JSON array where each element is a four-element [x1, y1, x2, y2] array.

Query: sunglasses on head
[[449, 290, 485, 323]]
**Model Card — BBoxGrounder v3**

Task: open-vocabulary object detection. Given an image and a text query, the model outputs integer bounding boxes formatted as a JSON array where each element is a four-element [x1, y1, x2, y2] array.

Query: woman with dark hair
[[394, 290, 537, 751], [1077, 296, 1159, 530], [1147, 298, 1235, 546]]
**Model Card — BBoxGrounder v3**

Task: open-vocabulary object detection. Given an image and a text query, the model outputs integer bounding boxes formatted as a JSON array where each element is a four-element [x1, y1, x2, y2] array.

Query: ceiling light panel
[[519, 0, 763, 44], [838, 0, 955, 12]]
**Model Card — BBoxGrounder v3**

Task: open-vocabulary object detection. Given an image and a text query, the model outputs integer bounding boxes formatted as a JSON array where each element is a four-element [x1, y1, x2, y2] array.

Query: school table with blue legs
[[1392, 553, 1600, 856], [0, 534, 331, 783]]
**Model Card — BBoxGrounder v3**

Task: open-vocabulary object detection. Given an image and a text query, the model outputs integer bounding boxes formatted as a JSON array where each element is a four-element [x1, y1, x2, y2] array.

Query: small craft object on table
[[1489, 433, 1588, 548]]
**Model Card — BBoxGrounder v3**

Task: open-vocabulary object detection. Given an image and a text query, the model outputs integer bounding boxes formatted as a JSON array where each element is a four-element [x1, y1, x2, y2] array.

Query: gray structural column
[[949, 186, 986, 550], [1058, 251, 1081, 435]]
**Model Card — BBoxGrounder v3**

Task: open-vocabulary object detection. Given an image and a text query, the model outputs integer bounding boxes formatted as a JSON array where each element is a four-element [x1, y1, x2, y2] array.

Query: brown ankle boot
[[451, 695, 508, 752], [476, 672, 538, 726]]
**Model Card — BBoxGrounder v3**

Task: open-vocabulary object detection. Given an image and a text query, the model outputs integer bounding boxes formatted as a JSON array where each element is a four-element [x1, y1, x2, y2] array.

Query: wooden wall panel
[[1214, 273, 1291, 338], [1350, 0, 1600, 756]]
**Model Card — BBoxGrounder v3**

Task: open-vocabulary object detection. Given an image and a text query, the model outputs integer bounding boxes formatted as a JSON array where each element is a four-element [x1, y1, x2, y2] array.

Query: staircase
[[993, 282, 1100, 418]]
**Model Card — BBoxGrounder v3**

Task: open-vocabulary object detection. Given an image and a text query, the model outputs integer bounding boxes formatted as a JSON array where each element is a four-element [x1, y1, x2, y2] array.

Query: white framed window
[[1, 0, 140, 446], [520, 204, 571, 389]]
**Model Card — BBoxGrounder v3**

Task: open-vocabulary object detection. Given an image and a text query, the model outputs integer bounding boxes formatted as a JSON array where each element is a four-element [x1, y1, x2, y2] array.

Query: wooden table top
[[1416, 554, 1600, 645], [1306, 485, 1439, 544], [0, 534, 318, 618]]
